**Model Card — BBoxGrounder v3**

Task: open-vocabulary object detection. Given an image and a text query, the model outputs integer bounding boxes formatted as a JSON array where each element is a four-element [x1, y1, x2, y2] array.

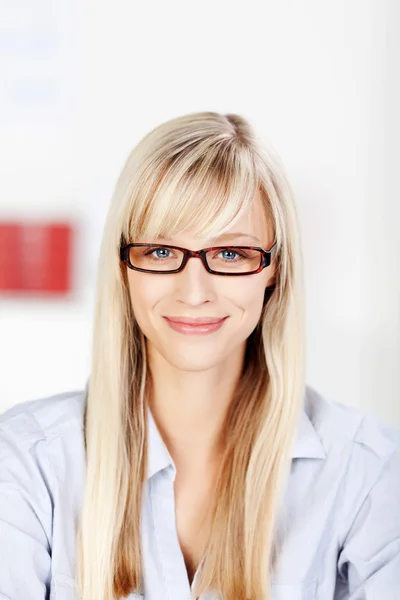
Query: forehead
[[202, 191, 273, 247], [224, 189, 271, 242], [172, 189, 272, 246]]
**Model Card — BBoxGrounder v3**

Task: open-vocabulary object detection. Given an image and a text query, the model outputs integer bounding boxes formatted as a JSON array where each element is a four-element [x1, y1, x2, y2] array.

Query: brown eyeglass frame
[[120, 242, 277, 276]]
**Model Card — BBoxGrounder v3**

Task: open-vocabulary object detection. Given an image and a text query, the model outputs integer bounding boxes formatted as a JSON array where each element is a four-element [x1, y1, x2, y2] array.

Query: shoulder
[[0, 388, 87, 533], [304, 383, 400, 459], [0, 391, 87, 595], [0, 389, 87, 498], [304, 384, 400, 526], [0, 388, 86, 453]]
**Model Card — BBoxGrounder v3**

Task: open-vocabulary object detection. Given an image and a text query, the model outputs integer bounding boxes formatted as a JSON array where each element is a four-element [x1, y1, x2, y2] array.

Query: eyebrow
[[213, 232, 261, 244]]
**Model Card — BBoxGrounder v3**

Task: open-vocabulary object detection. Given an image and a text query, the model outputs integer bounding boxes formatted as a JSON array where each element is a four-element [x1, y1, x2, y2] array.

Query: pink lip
[[163, 316, 228, 335], [165, 316, 227, 325]]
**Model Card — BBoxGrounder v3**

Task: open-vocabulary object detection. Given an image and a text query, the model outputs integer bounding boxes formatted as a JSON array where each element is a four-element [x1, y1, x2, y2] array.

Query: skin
[[125, 188, 276, 581], [126, 188, 276, 471]]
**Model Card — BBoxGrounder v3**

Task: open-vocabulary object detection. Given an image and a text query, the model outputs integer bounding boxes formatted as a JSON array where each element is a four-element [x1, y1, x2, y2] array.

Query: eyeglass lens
[[128, 245, 262, 273]]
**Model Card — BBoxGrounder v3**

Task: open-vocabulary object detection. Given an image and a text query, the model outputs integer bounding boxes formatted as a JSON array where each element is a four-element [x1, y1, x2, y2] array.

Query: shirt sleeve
[[0, 418, 53, 599], [337, 440, 400, 599]]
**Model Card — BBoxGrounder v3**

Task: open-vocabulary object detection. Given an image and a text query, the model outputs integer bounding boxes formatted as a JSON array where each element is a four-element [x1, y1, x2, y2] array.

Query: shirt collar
[[292, 409, 326, 459], [146, 405, 175, 480], [146, 398, 326, 480]]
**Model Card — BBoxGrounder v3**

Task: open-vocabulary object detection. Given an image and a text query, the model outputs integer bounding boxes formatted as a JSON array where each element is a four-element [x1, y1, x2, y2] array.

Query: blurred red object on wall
[[0, 222, 73, 295]]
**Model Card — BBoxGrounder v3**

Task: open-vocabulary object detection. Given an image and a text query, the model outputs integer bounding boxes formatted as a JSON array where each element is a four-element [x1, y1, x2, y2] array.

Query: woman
[[0, 112, 399, 600]]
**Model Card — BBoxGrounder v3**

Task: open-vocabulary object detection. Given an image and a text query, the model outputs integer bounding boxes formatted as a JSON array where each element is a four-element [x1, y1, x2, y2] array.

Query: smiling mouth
[[164, 316, 228, 325], [162, 316, 229, 334]]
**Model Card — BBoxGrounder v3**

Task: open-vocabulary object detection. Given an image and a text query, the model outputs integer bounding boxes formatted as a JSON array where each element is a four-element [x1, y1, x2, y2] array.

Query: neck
[[146, 343, 245, 471]]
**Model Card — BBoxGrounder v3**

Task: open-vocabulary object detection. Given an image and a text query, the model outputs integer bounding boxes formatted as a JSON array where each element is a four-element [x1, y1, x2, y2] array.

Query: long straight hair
[[76, 111, 305, 600]]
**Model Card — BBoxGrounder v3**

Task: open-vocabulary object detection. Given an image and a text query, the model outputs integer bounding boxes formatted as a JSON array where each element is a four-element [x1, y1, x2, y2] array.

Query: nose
[[175, 253, 216, 305]]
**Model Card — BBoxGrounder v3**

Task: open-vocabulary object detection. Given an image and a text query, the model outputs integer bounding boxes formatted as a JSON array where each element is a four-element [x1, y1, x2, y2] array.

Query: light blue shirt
[[0, 385, 399, 600]]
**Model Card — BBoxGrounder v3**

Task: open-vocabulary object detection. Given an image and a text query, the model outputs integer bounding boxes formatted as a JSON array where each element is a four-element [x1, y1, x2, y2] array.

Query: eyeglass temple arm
[[263, 241, 277, 263]]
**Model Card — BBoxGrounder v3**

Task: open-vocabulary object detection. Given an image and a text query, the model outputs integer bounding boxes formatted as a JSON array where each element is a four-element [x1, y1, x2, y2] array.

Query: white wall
[[381, 0, 400, 424], [0, 0, 399, 427]]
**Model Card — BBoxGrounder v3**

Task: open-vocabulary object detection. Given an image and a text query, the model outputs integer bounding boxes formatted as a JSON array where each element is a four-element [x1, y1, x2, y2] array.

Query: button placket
[[150, 467, 193, 599]]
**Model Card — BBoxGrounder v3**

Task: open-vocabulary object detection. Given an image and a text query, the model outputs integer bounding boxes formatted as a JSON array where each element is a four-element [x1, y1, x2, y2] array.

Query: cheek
[[223, 277, 266, 310], [127, 274, 163, 316]]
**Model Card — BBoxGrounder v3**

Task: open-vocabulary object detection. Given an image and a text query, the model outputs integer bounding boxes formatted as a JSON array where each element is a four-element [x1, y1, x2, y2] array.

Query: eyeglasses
[[120, 242, 277, 276]]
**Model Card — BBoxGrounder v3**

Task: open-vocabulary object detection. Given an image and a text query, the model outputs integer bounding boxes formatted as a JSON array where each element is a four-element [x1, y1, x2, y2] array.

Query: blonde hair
[[76, 111, 305, 600]]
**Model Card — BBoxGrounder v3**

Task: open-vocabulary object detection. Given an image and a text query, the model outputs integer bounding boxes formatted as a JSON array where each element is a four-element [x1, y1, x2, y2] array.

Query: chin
[[167, 352, 222, 373]]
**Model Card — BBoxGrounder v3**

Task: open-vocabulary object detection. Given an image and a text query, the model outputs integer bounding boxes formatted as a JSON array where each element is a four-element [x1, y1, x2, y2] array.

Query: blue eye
[[154, 248, 170, 258], [143, 246, 171, 259], [220, 250, 239, 260]]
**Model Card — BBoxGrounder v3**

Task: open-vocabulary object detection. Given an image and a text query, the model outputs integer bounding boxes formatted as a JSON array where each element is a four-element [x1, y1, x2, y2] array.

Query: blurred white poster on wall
[[0, 0, 79, 221], [0, 0, 76, 127]]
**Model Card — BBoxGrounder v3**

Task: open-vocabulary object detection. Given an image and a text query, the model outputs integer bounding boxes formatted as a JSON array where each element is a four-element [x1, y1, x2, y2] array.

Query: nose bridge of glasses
[[183, 247, 209, 270]]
